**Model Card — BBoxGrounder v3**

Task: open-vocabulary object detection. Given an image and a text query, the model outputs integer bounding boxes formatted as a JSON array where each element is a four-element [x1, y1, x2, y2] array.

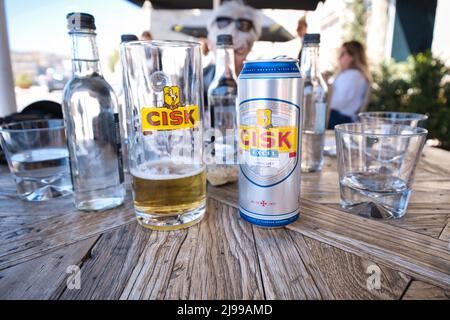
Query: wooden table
[[0, 143, 449, 300]]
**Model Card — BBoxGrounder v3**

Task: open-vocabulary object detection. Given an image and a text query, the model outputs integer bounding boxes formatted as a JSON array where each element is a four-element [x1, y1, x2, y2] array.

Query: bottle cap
[[121, 34, 138, 43], [303, 33, 320, 44], [216, 34, 233, 46], [67, 12, 96, 31]]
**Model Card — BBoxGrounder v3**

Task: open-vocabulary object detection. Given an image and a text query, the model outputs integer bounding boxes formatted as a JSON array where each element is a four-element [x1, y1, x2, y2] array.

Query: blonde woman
[[328, 41, 371, 128]]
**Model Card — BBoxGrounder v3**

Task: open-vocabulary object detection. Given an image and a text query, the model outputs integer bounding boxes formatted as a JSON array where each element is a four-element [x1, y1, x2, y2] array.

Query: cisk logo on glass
[[141, 86, 200, 131]]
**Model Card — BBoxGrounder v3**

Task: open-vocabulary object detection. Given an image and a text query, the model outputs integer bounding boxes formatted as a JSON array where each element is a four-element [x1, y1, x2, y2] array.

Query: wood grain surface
[[0, 138, 449, 300]]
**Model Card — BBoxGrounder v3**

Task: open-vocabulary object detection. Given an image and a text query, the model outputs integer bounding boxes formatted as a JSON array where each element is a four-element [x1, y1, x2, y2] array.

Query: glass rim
[[121, 39, 201, 49], [334, 123, 428, 137], [358, 111, 428, 121], [0, 119, 65, 133]]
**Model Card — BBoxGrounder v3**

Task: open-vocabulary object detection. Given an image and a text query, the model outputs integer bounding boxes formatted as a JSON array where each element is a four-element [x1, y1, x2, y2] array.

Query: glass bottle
[[118, 34, 139, 173], [205, 34, 238, 185], [300, 33, 328, 172], [62, 13, 125, 211]]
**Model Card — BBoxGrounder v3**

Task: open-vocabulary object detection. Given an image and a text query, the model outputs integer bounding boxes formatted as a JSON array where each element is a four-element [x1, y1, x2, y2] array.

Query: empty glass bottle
[[62, 13, 125, 211], [300, 33, 328, 172], [118, 34, 139, 172]]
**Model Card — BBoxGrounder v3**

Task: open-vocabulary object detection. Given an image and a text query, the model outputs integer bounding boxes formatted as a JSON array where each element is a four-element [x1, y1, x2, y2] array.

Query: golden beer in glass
[[131, 161, 206, 230]]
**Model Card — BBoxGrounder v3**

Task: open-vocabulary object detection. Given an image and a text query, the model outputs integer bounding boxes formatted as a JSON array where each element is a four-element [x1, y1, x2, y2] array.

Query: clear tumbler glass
[[120, 40, 206, 230], [0, 120, 72, 201], [335, 123, 427, 219]]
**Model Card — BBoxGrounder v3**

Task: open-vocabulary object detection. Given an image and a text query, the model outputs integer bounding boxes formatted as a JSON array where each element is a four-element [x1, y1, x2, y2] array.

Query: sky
[[5, 0, 146, 57]]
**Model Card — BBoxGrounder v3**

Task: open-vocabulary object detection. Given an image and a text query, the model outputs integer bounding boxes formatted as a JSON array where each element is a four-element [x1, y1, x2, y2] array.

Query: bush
[[369, 51, 450, 149], [15, 73, 33, 89]]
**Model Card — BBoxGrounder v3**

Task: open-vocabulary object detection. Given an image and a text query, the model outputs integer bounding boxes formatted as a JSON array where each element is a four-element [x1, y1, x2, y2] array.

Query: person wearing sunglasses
[[203, 0, 262, 104]]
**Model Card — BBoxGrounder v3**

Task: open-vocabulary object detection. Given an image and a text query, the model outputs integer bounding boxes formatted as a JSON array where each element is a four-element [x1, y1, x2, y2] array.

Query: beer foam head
[[131, 160, 204, 180]]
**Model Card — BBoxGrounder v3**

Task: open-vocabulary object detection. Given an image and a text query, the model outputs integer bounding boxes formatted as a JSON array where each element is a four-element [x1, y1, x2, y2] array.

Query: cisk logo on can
[[239, 106, 298, 168], [256, 109, 272, 128], [239, 99, 300, 186], [141, 86, 200, 131]]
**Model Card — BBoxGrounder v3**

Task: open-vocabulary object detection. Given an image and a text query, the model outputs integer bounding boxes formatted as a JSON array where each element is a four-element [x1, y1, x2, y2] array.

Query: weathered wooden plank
[[161, 199, 264, 300], [0, 196, 136, 270], [301, 172, 450, 205], [402, 280, 450, 300], [300, 171, 340, 204], [439, 218, 450, 243], [383, 211, 450, 239], [252, 227, 333, 299], [287, 199, 450, 289], [0, 236, 98, 299], [119, 228, 188, 300], [410, 178, 450, 205], [283, 230, 336, 299], [59, 222, 151, 300], [207, 182, 238, 208], [0, 193, 76, 217], [303, 236, 410, 299], [209, 182, 450, 242], [0, 137, 449, 300], [208, 171, 450, 208], [209, 171, 341, 206], [0, 215, 63, 235], [419, 146, 450, 176], [327, 204, 450, 238]]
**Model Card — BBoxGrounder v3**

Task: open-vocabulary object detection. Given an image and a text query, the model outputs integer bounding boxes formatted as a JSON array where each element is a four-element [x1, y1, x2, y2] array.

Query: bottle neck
[[214, 45, 237, 81], [300, 43, 320, 80], [69, 30, 101, 76]]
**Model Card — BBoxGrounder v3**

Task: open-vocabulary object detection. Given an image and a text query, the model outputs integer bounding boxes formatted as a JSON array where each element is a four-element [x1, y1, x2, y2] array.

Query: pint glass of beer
[[120, 40, 206, 230]]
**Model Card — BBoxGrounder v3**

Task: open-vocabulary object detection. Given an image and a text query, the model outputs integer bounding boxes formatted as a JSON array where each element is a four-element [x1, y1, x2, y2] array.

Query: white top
[[330, 69, 369, 120]]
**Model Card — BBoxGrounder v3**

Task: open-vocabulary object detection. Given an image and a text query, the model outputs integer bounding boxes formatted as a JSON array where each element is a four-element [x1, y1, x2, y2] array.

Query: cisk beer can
[[237, 58, 304, 227]]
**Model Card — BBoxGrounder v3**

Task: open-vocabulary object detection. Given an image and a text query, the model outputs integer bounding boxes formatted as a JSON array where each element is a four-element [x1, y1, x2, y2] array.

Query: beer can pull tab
[[273, 55, 300, 64], [273, 55, 289, 60]]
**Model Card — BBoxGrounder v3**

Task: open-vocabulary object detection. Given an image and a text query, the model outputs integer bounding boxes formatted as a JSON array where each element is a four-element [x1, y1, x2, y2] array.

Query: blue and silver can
[[237, 58, 304, 227]]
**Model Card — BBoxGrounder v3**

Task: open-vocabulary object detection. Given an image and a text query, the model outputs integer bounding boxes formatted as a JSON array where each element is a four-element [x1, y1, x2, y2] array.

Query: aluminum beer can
[[237, 58, 304, 227]]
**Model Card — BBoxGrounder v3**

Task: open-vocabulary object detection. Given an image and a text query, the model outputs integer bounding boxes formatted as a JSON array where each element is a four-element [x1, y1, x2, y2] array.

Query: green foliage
[[344, 0, 367, 44], [14, 73, 33, 89], [369, 51, 450, 149]]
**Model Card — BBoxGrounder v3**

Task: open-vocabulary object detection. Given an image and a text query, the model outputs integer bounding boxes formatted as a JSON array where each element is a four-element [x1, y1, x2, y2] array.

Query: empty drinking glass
[[0, 119, 73, 201], [358, 111, 428, 127], [335, 123, 427, 219]]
